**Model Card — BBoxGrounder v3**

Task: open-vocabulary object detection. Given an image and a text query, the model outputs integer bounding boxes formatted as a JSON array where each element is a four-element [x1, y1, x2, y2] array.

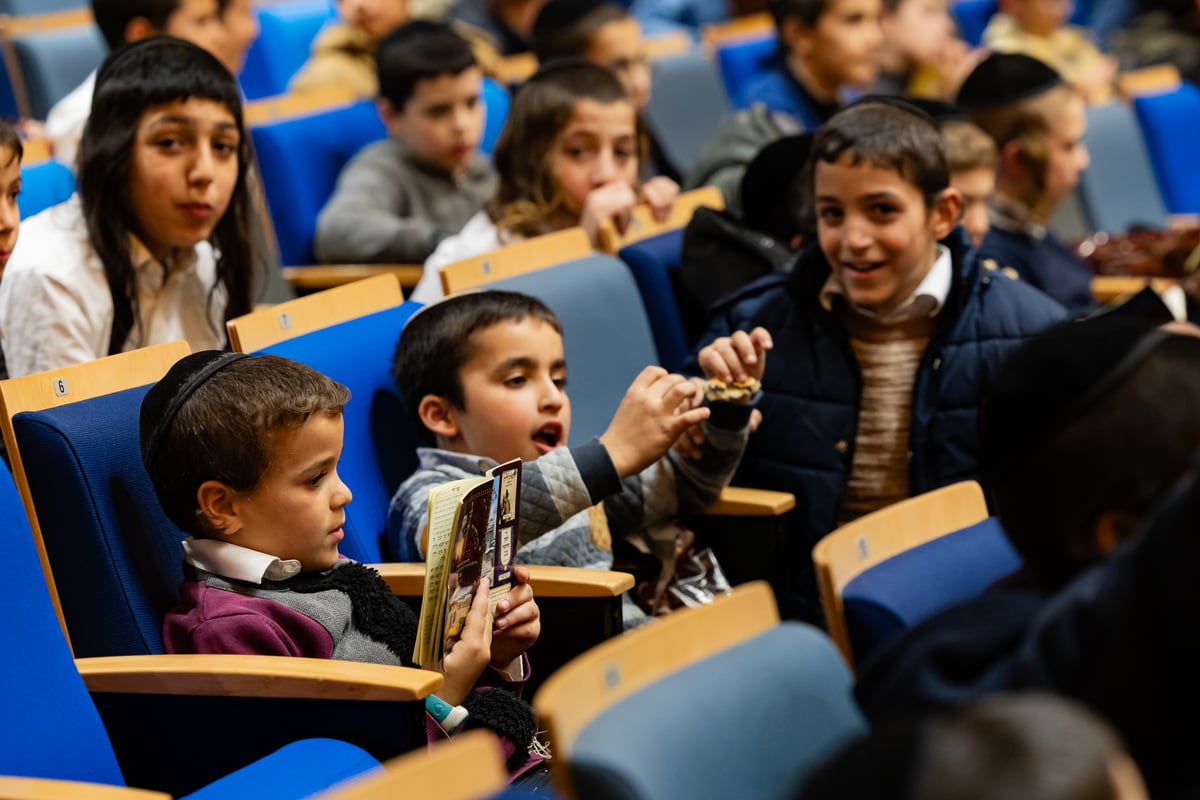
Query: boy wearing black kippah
[[956, 52, 1096, 317], [141, 351, 544, 777]]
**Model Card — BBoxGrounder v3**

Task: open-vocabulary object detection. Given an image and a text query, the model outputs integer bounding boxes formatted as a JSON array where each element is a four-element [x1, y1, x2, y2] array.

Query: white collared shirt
[[44, 71, 95, 173], [0, 195, 226, 378], [820, 244, 952, 323], [182, 537, 303, 584]]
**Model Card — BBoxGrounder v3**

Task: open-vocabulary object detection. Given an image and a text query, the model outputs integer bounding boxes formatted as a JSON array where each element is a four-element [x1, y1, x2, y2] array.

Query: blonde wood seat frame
[[812, 480, 989, 668], [533, 581, 778, 798], [596, 185, 724, 254]]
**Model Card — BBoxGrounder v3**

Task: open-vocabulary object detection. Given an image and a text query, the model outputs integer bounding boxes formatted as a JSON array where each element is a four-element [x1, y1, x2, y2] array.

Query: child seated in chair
[[290, 0, 410, 97], [685, 0, 883, 209], [692, 98, 1066, 622], [314, 22, 497, 266], [956, 53, 1096, 316], [143, 351, 544, 776], [387, 290, 769, 626]]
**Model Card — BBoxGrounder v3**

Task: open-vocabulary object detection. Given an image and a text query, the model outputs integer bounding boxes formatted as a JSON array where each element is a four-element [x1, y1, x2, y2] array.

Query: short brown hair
[[942, 119, 997, 174], [150, 355, 350, 537], [966, 82, 1077, 195]]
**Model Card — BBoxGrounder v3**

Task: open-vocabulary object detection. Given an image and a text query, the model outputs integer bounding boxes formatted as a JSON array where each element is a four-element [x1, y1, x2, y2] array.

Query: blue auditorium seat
[[1134, 81, 1200, 215], [240, 0, 337, 100], [19, 158, 74, 219]]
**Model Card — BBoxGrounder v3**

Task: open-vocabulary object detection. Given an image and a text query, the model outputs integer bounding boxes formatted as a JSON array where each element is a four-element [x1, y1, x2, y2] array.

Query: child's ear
[[196, 480, 242, 536], [377, 98, 405, 137], [999, 139, 1028, 181], [930, 186, 963, 240], [779, 17, 813, 58], [418, 394, 459, 440], [124, 16, 160, 42]]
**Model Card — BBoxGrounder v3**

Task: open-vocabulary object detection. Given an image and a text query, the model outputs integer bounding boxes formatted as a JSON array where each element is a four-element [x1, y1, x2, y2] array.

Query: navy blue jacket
[[977, 226, 1096, 317], [695, 231, 1068, 617]]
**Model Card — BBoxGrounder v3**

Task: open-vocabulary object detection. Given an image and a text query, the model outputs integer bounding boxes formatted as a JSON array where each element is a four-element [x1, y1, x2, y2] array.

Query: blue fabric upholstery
[[482, 254, 660, 444], [1079, 100, 1167, 232], [251, 100, 388, 266], [843, 517, 1022, 668], [240, 0, 337, 100], [715, 35, 778, 107], [1134, 82, 1200, 215], [19, 159, 75, 219], [10, 22, 106, 119], [481, 76, 510, 158], [619, 229, 691, 371], [0, 0, 84, 11], [181, 739, 381, 800], [14, 385, 182, 657], [0, 463, 126, 787], [570, 623, 866, 799], [951, 0, 997, 46], [643, 51, 730, 175], [257, 301, 424, 563]]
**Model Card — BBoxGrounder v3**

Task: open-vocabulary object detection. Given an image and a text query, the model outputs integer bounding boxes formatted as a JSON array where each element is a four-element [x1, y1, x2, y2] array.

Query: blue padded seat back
[[481, 77, 510, 158], [951, 0, 997, 46], [11, 23, 106, 119], [20, 159, 75, 219], [571, 623, 866, 800], [1079, 100, 1167, 232], [13, 385, 186, 657], [1134, 82, 1200, 215], [181, 739, 380, 800], [843, 517, 1022, 668], [240, 0, 337, 100], [484, 254, 660, 444], [0, 463, 127, 786], [643, 51, 730, 176], [618, 229, 690, 371], [251, 100, 387, 266], [715, 35, 777, 107], [0, 0, 87, 10], [257, 301, 424, 563]]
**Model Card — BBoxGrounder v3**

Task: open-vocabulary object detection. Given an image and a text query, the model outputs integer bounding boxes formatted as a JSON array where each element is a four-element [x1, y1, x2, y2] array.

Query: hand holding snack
[[601, 366, 710, 477], [697, 327, 773, 396]]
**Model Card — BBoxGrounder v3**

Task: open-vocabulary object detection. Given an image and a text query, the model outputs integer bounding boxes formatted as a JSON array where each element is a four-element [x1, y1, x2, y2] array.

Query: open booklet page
[[413, 459, 521, 670]]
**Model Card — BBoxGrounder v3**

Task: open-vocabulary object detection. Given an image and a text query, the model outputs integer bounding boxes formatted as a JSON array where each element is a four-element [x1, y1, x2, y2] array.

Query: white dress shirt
[[0, 196, 227, 377], [44, 71, 96, 173]]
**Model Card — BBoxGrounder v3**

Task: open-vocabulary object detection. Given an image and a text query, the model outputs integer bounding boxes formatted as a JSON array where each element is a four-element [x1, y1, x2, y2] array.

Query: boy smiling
[[694, 99, 1066, 621]]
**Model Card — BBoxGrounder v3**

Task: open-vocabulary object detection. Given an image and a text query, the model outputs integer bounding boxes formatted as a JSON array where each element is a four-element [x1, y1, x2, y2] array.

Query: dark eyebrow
[[300, 454, 338, 475], [147, 115, 239, 134], [495, 356, 536, 372]]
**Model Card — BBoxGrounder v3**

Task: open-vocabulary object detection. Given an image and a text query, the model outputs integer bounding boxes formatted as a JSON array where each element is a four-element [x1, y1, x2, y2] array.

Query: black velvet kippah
[[955, 53, 1064, 110], [905, 98, 968, 126], [140, 350, 250, 473], [979, 317, 1171, 480], [741, 133, 813, 239]]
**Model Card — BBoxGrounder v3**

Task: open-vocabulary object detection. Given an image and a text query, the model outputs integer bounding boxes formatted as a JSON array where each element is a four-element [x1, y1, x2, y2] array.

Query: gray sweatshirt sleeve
[[314, 143, 443, 264]]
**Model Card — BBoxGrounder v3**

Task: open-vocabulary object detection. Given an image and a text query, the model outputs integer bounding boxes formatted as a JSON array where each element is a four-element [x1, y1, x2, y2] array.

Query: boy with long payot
[[46, 0, 257, 171], [691, 99, 1065, 621], [145, 351, 545, 776], [957, 53, 1096, 316], [387, 290, 768, 626], [315, 22, 496, 265], [685, 0, 881, 209]]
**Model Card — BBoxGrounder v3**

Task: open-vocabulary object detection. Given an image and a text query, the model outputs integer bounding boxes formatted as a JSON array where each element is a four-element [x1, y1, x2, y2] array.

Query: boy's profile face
[[390, 67, 485, 175], [814, 153, 959, 315], [337, 0, 409, 42], [214, 0, 260, 75], [431, 318, 571, 463], [881, 0, 955, 68], [585, 17, 651, 111], [788, 0, 883, 93], [223, 413, 352, 573], [951, 166, 995, 247], [1038, 92, 1089, 213], [159, 0, 225, 55]]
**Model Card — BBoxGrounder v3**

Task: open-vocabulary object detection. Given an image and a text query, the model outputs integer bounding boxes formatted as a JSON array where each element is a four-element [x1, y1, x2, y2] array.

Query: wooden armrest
[[280, 264, 424, 291], [371, 563, 634, 598], [77, 655, 442, 701], [1091, 275, 1178, 303], [701, 486, 796, 516], [0, 777, 169, 800]]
